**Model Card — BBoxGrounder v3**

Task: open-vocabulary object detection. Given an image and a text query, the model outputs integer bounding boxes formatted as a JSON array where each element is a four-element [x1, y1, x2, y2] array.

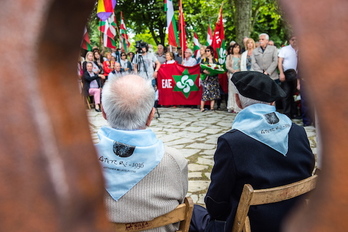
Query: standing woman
[[197, 45, 207, 64], [164, 52, 176, 64], [200, 46, 220, 112], [241, 38, 256, 71], [119, 52, 133, 74], [225, 43, 242, 113]]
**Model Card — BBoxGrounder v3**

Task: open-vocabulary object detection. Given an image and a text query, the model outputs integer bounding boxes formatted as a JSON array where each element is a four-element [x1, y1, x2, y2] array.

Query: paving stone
[[188, 172, 202, 178], [188, 180, 210, 193], [199, 150, 215, 156], [175, 149, 201, 158], [196, 194, 207, 205], [188, 164, 209, 172], [197, 157, 214, 166], [204, 173, 211, 180], [187, 143, 216, 150]]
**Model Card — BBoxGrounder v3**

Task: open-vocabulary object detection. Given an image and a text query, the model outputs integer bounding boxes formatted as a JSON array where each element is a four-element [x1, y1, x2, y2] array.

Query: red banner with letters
[[157, 63, 202, 105]]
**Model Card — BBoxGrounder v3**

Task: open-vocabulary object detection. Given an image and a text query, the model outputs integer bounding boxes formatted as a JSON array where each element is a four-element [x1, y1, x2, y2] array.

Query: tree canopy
[[86, 0, 290, 51]]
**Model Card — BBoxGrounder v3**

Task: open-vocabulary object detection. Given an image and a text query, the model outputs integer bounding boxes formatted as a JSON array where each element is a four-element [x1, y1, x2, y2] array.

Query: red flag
[[157, 63, 202, 105], [81, 27, 92, 51], [211, 6, 225, 59], [178, 0, 187, 55]]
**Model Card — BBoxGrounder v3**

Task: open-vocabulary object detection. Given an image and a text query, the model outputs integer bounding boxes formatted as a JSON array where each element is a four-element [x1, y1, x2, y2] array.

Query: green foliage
[[114, 0, 167, 45], [85, 0, 290, 49]]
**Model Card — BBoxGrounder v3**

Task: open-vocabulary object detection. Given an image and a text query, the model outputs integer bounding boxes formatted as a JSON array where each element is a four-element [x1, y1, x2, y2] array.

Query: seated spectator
[[182, 49, 197, 67], [82, 62, 105, 112], [190, 71, 315, 232], [83, 51, 100, 73], [102, 52, 115, 78], [96, 75, 188, 231], [93, 50, 104, 71]]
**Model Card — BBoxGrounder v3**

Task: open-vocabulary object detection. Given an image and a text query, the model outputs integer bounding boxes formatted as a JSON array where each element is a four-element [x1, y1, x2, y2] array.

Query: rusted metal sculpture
[[0, 0, 111, 231], [280, 0, 348, 231]]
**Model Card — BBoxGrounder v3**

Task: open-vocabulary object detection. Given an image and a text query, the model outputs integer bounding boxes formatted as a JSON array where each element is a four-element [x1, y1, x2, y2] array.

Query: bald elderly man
[[95, 75, 188, 232]]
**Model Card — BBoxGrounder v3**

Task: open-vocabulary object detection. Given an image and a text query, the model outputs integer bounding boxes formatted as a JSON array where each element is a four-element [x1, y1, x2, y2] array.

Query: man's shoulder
[[219, 129, 243, 141], [163, 146, 188, 169]]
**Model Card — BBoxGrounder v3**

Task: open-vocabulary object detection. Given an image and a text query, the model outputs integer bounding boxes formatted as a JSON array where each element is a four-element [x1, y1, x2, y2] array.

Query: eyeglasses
[[205, 50, 211, 52], [121, 54, 127, 56]]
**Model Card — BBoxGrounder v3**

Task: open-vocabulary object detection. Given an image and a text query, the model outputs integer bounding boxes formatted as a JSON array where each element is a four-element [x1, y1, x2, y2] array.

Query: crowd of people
[[78, 32, 313, 126]]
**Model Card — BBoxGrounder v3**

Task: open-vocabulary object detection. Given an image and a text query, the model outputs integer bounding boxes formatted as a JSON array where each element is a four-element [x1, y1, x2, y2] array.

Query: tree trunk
[[233, 0, 252, 46]]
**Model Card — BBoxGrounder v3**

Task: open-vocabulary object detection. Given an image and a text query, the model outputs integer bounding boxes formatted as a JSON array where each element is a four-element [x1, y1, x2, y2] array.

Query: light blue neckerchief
[[95, 126, 164, 201], [232, 104, 292, 156]]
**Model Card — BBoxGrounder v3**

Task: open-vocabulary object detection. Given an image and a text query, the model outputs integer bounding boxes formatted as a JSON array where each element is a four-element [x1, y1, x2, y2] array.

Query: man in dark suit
[[190, 71, 315, 232]]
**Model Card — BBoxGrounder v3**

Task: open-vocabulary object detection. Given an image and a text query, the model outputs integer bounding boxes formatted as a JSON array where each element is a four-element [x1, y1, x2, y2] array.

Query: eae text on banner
[[157, 63, 202, 105]]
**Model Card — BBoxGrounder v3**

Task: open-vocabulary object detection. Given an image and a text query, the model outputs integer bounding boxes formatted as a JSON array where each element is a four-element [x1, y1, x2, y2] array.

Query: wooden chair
[[112, 196, 194, 232], [80, 81, 94, 109], [232, 175, 318, 232]]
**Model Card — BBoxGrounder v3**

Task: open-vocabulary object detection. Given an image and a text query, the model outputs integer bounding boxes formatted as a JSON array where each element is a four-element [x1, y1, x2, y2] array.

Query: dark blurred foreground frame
[[280, 0, 348, 231], [1, 0, 348, 231], [0, 0, 112, 231]]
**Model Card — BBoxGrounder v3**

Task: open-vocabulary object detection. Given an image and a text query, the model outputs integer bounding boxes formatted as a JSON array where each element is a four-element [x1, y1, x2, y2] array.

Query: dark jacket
[[82, 71, 102, 97], [205, 123, 315, 232]]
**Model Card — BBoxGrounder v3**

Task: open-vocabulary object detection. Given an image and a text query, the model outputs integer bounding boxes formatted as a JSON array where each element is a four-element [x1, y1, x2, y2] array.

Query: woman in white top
[[241, 38, 256, 71], [164, 52, 176, 64]]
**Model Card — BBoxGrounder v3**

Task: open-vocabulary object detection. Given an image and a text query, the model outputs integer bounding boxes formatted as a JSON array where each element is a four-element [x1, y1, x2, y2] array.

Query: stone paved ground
[[88, 107, 317, 206]]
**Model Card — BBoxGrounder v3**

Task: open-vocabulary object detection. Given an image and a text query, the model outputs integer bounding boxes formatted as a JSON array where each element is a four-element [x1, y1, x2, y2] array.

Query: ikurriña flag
[[120, 12, 130, 52], [206, 23, 212, 46], [193, 29, 201, 59], [99, 13, 117, 49], [157, 63, 202, 105], [81, 27, 92, 51]]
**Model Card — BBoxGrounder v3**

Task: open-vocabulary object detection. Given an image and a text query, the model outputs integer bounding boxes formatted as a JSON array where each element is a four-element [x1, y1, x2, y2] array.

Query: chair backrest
[[112, 196, 194, 232], [232, 175, 318, 232]]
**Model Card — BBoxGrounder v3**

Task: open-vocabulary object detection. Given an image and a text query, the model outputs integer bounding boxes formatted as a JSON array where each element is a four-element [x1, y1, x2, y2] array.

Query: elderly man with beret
[[190, 71, 315, 232]]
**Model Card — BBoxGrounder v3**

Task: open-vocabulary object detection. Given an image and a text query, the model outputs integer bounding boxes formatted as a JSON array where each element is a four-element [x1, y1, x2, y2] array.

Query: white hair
[[102, 75, 155, 130], [185, 48, 193, 54], [238, 93, 269, 108], [259, 33, 269, 40]]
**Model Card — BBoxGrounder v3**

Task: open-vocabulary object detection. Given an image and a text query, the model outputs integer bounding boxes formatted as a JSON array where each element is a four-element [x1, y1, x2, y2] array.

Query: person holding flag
[[200, 46, 220, 112]]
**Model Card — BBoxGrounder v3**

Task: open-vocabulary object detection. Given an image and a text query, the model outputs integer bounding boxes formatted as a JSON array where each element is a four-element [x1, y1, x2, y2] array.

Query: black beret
[[231, 71, 286, 102]]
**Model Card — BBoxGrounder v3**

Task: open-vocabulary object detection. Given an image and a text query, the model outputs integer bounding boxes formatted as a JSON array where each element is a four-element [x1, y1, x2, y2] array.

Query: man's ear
[[101, 105, 107, 120], [145, 108, 156, 127], [235, 94, 243, 109]]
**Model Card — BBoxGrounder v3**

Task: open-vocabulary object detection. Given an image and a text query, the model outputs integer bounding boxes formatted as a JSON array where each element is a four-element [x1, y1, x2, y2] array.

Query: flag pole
[[179, 0, 184, 58]]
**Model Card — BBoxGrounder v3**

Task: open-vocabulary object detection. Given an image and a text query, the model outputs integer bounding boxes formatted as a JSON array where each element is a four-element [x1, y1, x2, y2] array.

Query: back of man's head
[[102, 75, 155, 130]]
